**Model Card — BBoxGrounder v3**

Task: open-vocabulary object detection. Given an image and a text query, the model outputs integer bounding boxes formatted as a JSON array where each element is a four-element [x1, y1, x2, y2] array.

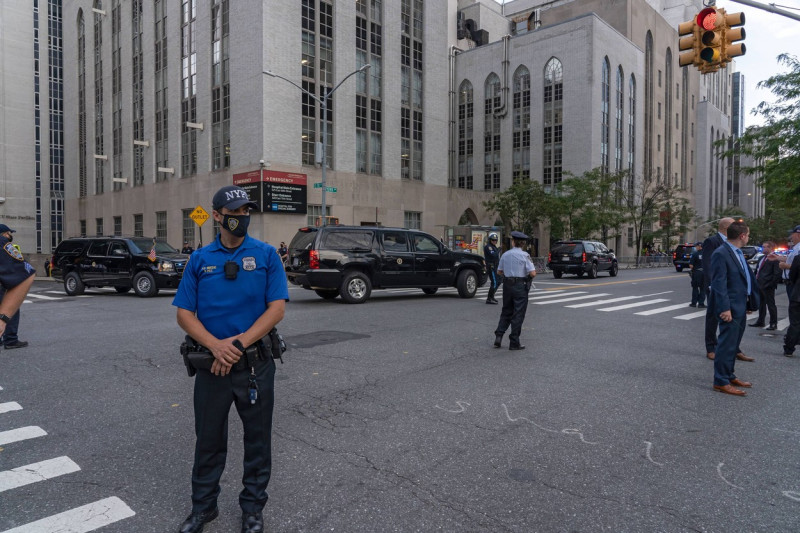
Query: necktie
[[735, 248, 751, 295]]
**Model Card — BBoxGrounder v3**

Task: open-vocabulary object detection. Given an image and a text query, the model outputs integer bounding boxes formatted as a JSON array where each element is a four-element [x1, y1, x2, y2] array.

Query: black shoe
[[697, 304, 706, 308], [689, 303, 696, 307], [493, 335, 502, 348], [242, 512, 264, 533], [486, 299, 498, 305], [750, 322, 765, 328], [785, 352, 795, 358], [4, 341, 28, 349], [766, 325, 778, 331], [509, 345, 525, 351], [179, 508, 219, 533], [491, 298, 499, 303]]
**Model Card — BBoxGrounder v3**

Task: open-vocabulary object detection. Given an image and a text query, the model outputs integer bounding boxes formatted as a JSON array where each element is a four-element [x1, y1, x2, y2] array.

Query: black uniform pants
[[690, 270, 705, 306], [192, 356, 275, 514], [757, 285, 778, 326], [487, 265, 500, 300], [784, 301, 800, 355], [495, 278, 530, 346]]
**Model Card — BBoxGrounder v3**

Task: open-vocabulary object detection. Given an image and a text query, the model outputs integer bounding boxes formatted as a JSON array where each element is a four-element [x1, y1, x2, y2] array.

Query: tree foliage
[[482, 179, 551, 239]]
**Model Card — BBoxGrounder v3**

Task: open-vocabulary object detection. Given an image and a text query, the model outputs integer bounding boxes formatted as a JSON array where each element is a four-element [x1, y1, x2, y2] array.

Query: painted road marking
[[0, 427, 47, 446], [635, 303, 693, 316], [0, 402, 22, 414], [529, 291, 587, 300], [0, 457, 81, 493], [566, 295, 646, 308], [533, 293, 611, 305], [674, 310, 707, 320], [597, 299, 670, 311], [25, 293, 62, 301], [0, 497, 135, 533]]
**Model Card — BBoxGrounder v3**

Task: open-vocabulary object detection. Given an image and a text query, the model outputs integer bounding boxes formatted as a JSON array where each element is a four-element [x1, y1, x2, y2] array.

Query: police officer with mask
[[0, 224, 35, 349], [484, 232, 501, 304], [173, 185, 288, 533], [493, 231, 536, 350]]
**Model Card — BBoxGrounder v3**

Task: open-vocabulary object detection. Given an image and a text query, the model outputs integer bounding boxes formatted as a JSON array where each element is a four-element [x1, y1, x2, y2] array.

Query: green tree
[[550, 168, 626, 242], [619, 170, 676, 264], [482, 179, 553, 239]]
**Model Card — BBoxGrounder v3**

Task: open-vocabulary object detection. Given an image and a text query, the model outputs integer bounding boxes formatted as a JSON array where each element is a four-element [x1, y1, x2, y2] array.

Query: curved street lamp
[[263, 64, 371, 226]]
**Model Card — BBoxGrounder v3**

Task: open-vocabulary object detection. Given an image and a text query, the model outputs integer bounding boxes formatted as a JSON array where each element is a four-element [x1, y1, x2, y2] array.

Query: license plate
[[562, 255, 569, 260], [293, 257, 299, 266]]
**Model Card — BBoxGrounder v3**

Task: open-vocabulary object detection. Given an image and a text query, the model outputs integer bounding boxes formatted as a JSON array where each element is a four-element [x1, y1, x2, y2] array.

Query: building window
[[78, 10, 87, 198], [356, 0, 382, 175], [132, 0, 145, 186], [307, 204, 331, 227], [615, 66, 624, 173], [512, 66, 531, 183], [404, 211, 421, 230], [628, 75, 636, 197], [212, 0, 230, 170], [644, 31, 653, 178], [154, 0, 169, 181], [94, 1, 105, 195], [182, 208, 196, 246], [80, 219, 87, 237], [601, 57, 610, 175], [457, 80, 473, 189], [156, 211, 167, 240], [112, 0, 123, 191], [96, 218, 104, 236], [301, 0, 334, 168], [181, 0, 197, 176], [113, 216, 122, 235], [400, 0, 423, 180], [134, 213, 143, 237], [543, 57, 563, 190], [47, 0, 65, 251], [664, 48, 673, 187], [627, 227, 634, 247], [484, 73, 501, 190]]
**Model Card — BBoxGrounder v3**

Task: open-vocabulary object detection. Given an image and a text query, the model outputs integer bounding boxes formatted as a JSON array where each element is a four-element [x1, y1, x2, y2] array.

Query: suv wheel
[[133, 271, 159, 298], [456, 269, 478, 298], [314, 289, 339, 300], [609, 262, 619, 277], [587, 263, 598, 279], [552, 270, 563, 279], [422, 288, 438, 295], [64, 272, 85, 296], [115, 286, 131, 294], [340, 271, 371, 304]]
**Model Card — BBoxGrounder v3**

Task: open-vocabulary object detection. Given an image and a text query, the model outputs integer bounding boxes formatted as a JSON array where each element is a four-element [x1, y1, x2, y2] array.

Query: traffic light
[[722, 11, 746, 63], [697, 7, 722, 69], [677, 18, 700, 68]]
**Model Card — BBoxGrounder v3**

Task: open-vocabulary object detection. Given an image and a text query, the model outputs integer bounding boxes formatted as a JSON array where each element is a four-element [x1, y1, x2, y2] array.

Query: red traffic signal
[[697, 7, 722, 65]]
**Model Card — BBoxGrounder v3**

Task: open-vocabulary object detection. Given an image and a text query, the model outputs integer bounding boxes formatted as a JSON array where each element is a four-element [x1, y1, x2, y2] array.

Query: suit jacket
[[710, 244, 759, 317], [789, 258, 800, 303], [755, 256, 781, 290], [702, 233, 724, 287]]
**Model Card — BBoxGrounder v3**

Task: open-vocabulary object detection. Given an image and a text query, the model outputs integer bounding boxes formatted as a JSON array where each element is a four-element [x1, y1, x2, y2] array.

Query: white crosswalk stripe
[[25, 293, 61, 300], [566, 295, 646, 308], [0, 457, 81, 493], [0, 402, 22, 414], [533, 293, 611, 305], [0, 426, 47, 446], [776, 317, 790, 330], [635, 303, 693, 316], [529, 291, 587, 300], [674, 310, 707, 320], [0, 497, 135, 533], [597, 299, 670, 311]]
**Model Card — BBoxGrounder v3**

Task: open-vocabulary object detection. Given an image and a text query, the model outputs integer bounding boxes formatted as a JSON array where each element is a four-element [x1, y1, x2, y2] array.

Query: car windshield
[[552, 243, 582, 255], [290, 230, 318, 251], [128, 239, 179, 254]]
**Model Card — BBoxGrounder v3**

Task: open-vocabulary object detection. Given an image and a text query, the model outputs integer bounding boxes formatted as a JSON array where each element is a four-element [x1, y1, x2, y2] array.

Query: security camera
[[259, 159, 265, 166]]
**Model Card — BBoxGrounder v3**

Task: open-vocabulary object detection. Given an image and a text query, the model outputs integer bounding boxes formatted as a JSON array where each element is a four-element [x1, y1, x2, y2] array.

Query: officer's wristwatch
[[0, 314, 11, 324]]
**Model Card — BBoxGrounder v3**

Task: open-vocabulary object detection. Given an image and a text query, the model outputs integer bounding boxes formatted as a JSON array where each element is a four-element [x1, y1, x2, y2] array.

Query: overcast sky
[[492, 1, 800, 129]]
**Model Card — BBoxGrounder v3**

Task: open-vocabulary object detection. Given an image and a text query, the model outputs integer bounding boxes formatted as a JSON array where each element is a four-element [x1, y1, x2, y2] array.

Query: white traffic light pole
[[729, 0, 800, 22]]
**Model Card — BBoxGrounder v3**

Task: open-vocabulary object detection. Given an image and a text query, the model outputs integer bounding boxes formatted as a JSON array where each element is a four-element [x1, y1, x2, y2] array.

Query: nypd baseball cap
[[212, 185, 259, 211], [790, 225, 800, 234], [0, 224, 16, 234], [510, 230, 529, 240]]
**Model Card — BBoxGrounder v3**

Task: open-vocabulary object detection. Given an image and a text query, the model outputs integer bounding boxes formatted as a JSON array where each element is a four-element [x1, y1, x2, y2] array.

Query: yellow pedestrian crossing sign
[[190, 205, 210, 226]]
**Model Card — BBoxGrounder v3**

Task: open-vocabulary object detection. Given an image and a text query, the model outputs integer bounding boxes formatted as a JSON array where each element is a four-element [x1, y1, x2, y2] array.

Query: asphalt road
[[0, 268, 798, 532]]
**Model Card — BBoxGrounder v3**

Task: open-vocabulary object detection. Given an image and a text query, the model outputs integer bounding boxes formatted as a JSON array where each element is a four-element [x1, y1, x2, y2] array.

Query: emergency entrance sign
[[190, 205, 210, 226]]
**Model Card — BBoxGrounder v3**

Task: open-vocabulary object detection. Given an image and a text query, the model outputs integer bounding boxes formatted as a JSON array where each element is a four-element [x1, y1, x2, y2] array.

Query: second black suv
[[547, 240, 618, 278], [51, 236, 189, 297], [285, 226, 488, 303], [672, 243, 696, 272]]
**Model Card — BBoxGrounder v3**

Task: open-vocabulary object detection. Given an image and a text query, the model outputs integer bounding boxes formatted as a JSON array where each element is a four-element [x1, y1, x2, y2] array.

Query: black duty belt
[[504, 277, 529, 283]]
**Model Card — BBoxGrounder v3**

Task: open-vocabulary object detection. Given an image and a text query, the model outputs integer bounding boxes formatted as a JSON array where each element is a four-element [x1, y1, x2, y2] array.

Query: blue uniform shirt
[[172, 234, 289, 339], [0, 236, 35, 289], [497, 247, 535, 277]]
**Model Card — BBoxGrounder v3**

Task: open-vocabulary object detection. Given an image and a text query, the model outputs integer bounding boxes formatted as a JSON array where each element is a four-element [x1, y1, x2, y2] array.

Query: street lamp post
[[263, 64, 371, 226]]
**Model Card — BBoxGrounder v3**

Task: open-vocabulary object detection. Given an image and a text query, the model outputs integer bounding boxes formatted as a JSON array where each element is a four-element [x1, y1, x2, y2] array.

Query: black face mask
[[222, 214, 250, 238], [4, 234, 12, 243]]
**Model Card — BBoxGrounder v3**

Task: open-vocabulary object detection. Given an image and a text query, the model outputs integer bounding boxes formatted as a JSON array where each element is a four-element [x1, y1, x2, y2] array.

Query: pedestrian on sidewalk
[[493, 231, 536, 351], [0, 223, 35, 350]]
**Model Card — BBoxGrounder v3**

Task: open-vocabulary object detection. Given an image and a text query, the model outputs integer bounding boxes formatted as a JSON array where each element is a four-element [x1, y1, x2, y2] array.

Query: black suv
[[672, 243, 696, 272], [51, 237, 189, 297], [547, 240, 618, 278], [285, 226, 488, 303]]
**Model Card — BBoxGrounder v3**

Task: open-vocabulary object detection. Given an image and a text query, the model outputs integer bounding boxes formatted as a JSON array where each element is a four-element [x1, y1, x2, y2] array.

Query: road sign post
[[189, 205, 210, 247]]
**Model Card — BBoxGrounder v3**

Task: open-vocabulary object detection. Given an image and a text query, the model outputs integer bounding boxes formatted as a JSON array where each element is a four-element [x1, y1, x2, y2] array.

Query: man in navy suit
[[710, 221, 758, 396], [751, 241, 781, 330], [702, 217, 734, 360]]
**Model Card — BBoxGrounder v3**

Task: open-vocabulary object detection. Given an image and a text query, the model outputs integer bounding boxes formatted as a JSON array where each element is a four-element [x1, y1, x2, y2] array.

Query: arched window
[[601, 57, 610, 175], [681, 68, 688, 190], [78, 9, 87, 198], [628, 74, 636, 197], [543, 57, 563, 190], [93, 0, 104, 195], [512, 66, 530, 183], [644, 31, 653, 179], [484, 73, 501, 190], [457, 80, 474, 189], [132, 0, 145, 185], [664, 48, 673, 187], [615, 66, 624, 173], [709, 127, 715, 213]]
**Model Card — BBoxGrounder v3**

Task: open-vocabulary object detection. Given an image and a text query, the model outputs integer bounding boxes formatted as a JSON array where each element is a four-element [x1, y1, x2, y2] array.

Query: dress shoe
[[179, 507, 218, 533], [730, 378, 752, 388], [241, 512, 264, 533], [509, 344, 525, 351], [486, 299, 498, 305], [785, 352, 795, 358], [736, 352, 755, 362], [689, 303, 696, 307], [766, 325, 778, 331], [493, 335, 502, 348], [4, 341, 28, 349], [750, 322, 765, 328], [706, 352, 715, 360], [713, 384, 746, 396], [697, 304, 707, 308]]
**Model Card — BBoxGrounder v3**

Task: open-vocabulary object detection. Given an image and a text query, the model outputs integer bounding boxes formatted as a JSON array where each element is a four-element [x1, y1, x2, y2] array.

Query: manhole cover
[[288, 330, 371, 349]]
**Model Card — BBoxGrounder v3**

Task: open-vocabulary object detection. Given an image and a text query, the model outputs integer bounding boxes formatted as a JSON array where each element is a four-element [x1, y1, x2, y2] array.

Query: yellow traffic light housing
[[722, 11, 746, 62], [697, 7, 723, 70], [677, 19, 700, 67]]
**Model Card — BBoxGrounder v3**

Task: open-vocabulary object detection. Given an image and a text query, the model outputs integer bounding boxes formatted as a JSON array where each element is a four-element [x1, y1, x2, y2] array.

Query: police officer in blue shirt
[[484, 232, 501, 304], [173, 185, 288, 533], [493, 231, 536, 350], [0, 224, 35, 345]]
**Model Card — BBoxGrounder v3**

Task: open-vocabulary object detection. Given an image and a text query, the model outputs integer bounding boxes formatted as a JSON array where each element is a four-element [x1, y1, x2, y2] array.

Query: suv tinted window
[[128, 238, 179, 254], [56, 240, 86, 254], [552, 243, 583, 255], [108, 242, 128, 256], [320, 230, 373, 250], [382, 231, 410, 252], [413, 234, 440, 253], [584, 242, 596, 252], [87, 241, 109, 256], [596, 243, 608, 253], [289, 230, 318, 251]]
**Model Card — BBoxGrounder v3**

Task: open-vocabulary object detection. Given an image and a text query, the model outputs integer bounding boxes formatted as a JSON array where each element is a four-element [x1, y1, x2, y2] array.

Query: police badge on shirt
[[242, 257, 256, 271]]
